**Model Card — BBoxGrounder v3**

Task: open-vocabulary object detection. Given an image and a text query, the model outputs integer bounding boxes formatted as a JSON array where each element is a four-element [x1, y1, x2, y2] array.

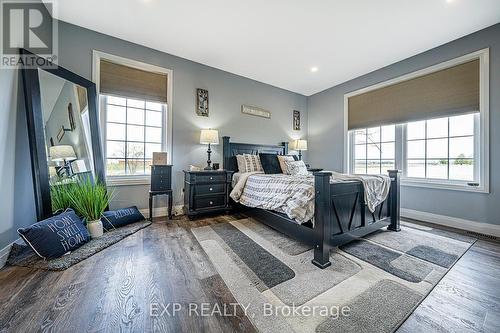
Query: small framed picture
[[293, 110, 301, 130], [196, 88, 209, 117], [57, 126, 65, 142]]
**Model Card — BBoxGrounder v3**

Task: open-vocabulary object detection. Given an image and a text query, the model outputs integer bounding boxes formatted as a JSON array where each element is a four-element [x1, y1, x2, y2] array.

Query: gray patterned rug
[[7, 220, 151, 271], [192, 218, 475, 333]]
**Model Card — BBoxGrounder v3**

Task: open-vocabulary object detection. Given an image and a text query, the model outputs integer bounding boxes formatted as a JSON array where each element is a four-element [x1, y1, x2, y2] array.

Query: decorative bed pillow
[[285, 160, 309, 176], [277, 155, 296, 174], [17, 209, 90, 259], [259, 153, 282, 174], [101, 206, 145, 230], [236, 154, 263, 173]]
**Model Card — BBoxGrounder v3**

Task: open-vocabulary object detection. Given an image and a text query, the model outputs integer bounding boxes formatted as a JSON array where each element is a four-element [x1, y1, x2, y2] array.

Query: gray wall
[[308, 23, 500, 225], [56, 21, 308, 211], [0, 66, 38, 250]]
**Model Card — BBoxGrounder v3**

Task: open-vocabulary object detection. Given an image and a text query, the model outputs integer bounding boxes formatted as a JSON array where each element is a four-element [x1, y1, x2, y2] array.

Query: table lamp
[[290, 139, 307, 160], [200, 129, 219, 170]]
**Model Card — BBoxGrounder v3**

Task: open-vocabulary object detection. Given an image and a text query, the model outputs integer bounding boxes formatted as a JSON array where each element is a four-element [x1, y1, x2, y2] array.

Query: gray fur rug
[[7, 220, 151, 271]]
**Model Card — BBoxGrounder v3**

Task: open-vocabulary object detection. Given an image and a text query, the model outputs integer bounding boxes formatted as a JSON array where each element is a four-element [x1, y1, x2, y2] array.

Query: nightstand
[[150, 165, 173, 220], [183, 170, 234, 217]]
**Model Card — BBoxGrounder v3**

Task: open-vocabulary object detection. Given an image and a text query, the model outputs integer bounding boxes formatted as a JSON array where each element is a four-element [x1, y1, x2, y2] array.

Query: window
[[349, 113, 481, 189], [405, 114, 477, 182], [352, 125, 395, 174], [346, 49, 488, 192], [104, 95, 166, 176], [93, 50, 173, 185]]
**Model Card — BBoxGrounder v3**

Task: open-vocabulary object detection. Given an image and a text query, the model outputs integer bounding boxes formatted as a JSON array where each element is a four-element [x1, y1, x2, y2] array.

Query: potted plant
[[68, 178, 112, 238]]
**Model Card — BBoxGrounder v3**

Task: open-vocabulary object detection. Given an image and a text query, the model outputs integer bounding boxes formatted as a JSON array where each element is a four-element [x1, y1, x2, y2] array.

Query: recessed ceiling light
[[310, 67, 319, 73], [446, 0, 454, 3]]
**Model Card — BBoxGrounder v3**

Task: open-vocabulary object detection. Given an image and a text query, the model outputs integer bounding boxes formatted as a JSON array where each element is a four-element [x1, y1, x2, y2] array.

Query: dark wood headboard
[[222, 136, 288, 172]]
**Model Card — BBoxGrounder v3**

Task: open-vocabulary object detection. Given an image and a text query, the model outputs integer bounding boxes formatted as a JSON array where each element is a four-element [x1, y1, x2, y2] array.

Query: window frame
[[92, 50, 173, 186], [344, 49, 489, 193]]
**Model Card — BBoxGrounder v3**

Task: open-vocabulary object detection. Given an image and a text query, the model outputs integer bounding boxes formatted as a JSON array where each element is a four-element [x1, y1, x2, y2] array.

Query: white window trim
[[344, 48, 489, 193], [92, 50, 173, 186]]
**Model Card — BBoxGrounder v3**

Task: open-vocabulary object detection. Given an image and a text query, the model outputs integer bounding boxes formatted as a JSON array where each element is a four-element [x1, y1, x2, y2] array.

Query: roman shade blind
[[99, 60, 168, 103], [348, 59, 480, 130]]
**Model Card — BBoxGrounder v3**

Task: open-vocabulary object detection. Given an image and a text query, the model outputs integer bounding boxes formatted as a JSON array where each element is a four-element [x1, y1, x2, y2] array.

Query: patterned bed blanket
[[230, 172, 391, 224]]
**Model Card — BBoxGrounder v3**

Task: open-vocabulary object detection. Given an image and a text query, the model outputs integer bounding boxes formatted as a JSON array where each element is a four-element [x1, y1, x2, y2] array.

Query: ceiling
[[47, 0, 500, 96]]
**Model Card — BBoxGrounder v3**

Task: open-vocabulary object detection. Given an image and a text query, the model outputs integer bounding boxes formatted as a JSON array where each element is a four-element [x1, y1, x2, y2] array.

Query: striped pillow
[[236, 154, 263, 173]]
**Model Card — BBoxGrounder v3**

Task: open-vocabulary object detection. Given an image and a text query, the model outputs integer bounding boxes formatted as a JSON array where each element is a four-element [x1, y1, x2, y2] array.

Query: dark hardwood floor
[[0, 214, 499, 333], [397, 239, 500, 333]]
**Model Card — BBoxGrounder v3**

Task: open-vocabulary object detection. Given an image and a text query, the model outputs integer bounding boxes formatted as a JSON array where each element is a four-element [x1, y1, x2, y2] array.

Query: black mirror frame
[[20, 48, 106, 221]]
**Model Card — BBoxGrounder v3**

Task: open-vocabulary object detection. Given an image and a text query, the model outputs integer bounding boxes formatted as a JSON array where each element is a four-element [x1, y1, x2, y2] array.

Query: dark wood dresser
[[183, 170, 233, 217], [150, 165, 173, 220]]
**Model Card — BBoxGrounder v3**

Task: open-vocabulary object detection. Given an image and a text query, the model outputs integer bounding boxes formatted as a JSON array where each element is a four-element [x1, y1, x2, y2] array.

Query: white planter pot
[[87, 220, 104, 238]]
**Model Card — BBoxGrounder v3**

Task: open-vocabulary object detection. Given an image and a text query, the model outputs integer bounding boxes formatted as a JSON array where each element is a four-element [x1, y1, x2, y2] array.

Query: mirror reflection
[[38, 69, 95, 191]]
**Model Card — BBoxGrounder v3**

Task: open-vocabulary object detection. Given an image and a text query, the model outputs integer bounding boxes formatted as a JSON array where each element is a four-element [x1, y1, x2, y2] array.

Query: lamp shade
[[49, 145, 77, 162], [200, 129, 219, 145], [291, 139, 307, 151]]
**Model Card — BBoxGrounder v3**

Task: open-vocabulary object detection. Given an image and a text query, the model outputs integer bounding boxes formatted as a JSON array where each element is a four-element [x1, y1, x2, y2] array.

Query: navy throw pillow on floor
[[17, 209, 90, 260], [101, 206, 145, 230]]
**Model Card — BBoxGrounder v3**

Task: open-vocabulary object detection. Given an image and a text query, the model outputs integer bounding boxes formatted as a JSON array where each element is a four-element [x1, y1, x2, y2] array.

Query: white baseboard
[[0, 238, 21, 269], [140, 205, 184, 219], [401, 208, 500, 238]]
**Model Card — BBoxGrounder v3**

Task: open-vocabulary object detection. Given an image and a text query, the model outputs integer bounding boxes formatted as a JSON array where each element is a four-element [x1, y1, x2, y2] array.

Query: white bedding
[[230, 171, 391, 224]]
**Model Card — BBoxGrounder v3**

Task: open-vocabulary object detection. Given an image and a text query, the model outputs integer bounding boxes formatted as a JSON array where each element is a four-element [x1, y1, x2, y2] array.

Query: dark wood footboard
[[312, 170, 401, 268]]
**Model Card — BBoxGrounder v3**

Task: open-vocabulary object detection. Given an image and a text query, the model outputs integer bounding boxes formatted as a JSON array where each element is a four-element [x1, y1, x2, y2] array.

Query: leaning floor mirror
[[20, 49, 105, 220]]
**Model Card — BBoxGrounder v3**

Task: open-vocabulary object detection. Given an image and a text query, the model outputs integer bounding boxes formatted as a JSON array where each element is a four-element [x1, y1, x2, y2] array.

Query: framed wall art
[[293, 110, 301, 130], [196, 88, 209, 117]]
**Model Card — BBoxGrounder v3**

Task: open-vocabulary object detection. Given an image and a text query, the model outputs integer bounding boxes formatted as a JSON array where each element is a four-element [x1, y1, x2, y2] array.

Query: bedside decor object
[[212, 163, 220, 170], [183, 170, 233, 217], [150, 164, 173, 220], [196, 88, 209, 116], [293, 110, 301, 130], [241, 105, 271, 119], [290, 139, 307, 160], [200, 129, 219, 170], [152, 152, 168, 165], [17, 209, 90, 260], [101, 206, 145, 230], [68, 179, 112, 239], [189, 165, 202, 171]]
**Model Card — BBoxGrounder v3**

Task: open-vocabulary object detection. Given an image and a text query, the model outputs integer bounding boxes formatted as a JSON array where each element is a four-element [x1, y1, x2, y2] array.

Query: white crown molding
[[401, 208, 500, 238]]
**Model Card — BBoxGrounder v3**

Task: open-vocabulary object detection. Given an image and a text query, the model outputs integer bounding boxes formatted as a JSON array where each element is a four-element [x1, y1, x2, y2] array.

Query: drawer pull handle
[[209, 201, 213, 205], [209, 187, 213, 191], [210, 177, 213, 180]]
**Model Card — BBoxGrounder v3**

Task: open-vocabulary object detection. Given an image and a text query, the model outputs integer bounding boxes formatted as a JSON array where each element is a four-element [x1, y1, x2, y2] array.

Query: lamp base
[[203, 166, 213, 170]]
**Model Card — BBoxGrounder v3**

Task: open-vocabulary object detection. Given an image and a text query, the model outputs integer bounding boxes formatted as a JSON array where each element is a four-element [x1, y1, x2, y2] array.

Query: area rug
[[191, 218, 476, 333], [7, 220, 152, 271]]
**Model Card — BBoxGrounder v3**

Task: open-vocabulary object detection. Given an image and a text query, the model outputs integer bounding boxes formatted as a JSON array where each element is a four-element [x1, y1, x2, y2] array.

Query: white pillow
[[277, 155, 295, 174], [285, 160, 309, 176], [236, 154, 263, 173]]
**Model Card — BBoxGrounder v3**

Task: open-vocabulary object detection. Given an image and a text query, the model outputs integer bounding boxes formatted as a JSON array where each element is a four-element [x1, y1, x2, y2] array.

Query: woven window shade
[[100, 60, 168, 103], [348, 59, 479, 130]]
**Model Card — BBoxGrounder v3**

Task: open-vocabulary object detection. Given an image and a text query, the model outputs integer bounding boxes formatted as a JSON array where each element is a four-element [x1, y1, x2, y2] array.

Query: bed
[[222, 136, 401, 269]]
